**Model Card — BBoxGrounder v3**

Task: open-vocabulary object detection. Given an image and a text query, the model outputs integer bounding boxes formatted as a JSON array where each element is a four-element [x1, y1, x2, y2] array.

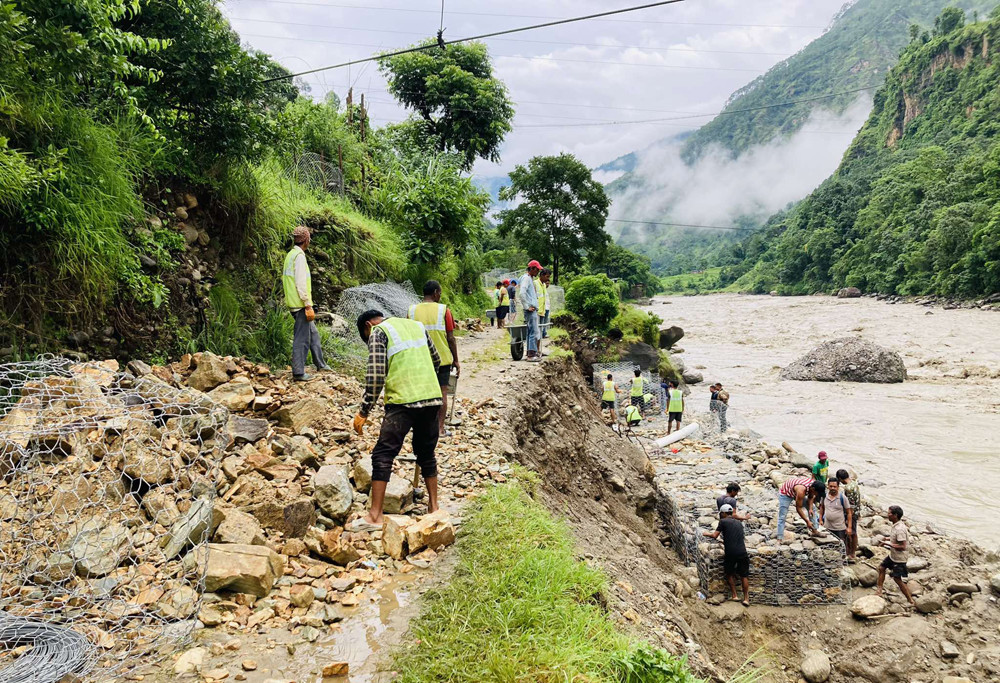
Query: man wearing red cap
[[518, 260, 543, 361]]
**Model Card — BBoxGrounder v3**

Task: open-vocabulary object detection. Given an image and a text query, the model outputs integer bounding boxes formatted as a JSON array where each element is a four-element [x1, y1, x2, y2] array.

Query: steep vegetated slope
[[0, 1, 490, 362], [733, 8, 1000, 296], [607, 0, 993, 278]]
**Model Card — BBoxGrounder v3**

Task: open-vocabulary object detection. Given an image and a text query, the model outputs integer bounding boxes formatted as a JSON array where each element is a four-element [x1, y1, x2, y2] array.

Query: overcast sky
[[222, 0, 848, 177]]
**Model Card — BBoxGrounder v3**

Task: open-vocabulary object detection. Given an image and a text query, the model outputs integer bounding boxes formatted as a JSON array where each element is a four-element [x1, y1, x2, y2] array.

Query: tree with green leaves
[[589, 244, 661, 296], [378, 40, 514, 170], [498, 154, 610, 283]]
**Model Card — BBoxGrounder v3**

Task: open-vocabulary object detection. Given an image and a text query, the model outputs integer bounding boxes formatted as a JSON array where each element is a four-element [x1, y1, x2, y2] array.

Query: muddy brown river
[[646, 294, 1000, 548]]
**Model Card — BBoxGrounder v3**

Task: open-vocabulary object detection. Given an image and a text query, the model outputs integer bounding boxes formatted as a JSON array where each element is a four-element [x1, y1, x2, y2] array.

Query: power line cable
[[263, 0, 689, 82], [228, 15, 797, 57], [238, 0, 827, 29], [244, 32, 766, 73]]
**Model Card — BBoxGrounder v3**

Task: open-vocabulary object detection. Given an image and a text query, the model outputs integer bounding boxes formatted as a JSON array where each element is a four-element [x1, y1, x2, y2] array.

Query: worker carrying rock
[[350, 310, 442, 531], [282, 225, 329, 381]]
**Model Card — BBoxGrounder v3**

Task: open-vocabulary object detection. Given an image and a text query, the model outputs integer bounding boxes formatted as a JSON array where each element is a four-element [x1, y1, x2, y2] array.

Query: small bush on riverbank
[[392, 480, 700, 683], [566, 274, 620, 331]]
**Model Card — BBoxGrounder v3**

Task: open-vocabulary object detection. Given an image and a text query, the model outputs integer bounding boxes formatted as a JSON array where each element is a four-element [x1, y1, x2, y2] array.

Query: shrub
[[611, 306, 662, 346], [565, 274, 619, 331]]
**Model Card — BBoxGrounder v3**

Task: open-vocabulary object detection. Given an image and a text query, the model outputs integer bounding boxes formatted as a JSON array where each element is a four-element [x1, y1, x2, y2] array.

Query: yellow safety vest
[[499, 288, 510, 306], [408, 302, 454, 366], [668, 388, 683, 412], [630, 377, 644, 397], [602, 380, 616, 401], [625, 405, 641, 423], [282, 246, 310, 310], [375, 318, 442, 405], [534, 277, 546, 315]]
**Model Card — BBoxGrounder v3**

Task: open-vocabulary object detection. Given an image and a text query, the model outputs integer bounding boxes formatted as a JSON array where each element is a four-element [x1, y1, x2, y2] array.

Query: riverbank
[[643, 293, 1000, 549]]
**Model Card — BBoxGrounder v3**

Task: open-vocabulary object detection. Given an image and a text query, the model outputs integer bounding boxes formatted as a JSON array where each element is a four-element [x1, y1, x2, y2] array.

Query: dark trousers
[[292, 308, 326, 377], [371, 405, 440, 481]]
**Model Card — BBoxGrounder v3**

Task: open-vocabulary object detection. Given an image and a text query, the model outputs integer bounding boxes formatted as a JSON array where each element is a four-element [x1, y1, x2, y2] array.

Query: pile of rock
[[652, 436, 847, 606], [0, 351, 507, 676]]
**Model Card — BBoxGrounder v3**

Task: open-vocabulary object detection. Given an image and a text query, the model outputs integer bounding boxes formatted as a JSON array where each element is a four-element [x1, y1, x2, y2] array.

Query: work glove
[[304, 305, 315, 322], [352, 413, 367, 434]]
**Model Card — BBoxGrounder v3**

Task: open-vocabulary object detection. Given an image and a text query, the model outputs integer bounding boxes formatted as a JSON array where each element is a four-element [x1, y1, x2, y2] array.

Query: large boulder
[[658, 325, 684, 349], [404, 510, 456, 554], [202, 543, 284, 597], [162, 497, 219, 559], [188, 352, 229, 392], [681, 369, 703, 385], [313, 465, 353, 520], [837, 287, 862, 298], [64, 518, 130, 578], [800, 650, 831, 683], [384, 477, 413, 515], [622, 342, 659, 371], [781, 337, 906, 383]]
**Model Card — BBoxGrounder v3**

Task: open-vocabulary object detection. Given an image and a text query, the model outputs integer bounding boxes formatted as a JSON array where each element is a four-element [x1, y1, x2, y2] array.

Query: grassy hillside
[[731, 7, 1000, 297]]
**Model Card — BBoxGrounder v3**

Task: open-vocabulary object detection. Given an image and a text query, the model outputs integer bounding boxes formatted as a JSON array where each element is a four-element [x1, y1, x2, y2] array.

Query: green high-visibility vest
[[668, 388, 683, 412], [375, 318, 442, 406], [282, 246, 311, 310], [535, 277, 546, 315], [625, 405, 641, 423], [408, 302, 454, 366], [602, 380, 616, 401], [630, 377, 644, 397]]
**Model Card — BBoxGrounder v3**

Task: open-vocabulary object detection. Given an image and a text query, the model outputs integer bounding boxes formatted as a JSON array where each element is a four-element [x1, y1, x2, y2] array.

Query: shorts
[[669, 411, 683, 421], [630, 396, 643, 407], [601, 400, 615, 410], [881, 556, 908, 579], [627, 420, 641, 428], [829, 529, 848, 545], [436, 364, 452, 387], [723, 553, 750, 578], [496, 306, 509, 319]]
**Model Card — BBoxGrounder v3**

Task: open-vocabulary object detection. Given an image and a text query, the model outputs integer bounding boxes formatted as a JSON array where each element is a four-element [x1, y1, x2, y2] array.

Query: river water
[[646, 294, 1000, 548]]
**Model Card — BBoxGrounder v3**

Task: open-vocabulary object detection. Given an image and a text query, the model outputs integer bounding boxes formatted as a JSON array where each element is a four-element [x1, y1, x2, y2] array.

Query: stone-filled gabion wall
[[654, 473, 849, 606]]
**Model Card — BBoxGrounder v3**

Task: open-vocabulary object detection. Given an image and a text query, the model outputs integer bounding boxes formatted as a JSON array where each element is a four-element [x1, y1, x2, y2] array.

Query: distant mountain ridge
[[606, 0, 994, 276]]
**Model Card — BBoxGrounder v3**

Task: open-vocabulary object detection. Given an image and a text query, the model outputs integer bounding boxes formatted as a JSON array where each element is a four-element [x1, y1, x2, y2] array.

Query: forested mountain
[[608, 0, 994, 276], [727, 7, 1000, 297]]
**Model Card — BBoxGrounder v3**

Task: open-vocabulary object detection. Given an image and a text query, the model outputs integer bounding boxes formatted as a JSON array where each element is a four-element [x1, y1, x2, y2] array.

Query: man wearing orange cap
[[518, 260, 542, 361]]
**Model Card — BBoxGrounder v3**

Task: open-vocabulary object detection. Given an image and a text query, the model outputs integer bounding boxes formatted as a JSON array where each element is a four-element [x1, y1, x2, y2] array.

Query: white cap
[[719, 504, 734, 514]]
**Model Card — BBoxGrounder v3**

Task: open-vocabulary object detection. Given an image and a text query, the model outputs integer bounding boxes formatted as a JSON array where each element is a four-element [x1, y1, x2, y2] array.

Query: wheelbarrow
[[506, 323, 550, 360]]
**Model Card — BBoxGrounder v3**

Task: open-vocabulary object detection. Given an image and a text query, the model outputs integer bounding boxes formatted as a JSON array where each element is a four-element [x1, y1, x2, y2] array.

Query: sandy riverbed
[[646, 294, 1000, 548]]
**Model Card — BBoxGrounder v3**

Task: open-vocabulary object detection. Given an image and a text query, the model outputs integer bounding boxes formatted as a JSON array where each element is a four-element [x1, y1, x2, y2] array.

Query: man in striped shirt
[[776, 476, 825, 540]]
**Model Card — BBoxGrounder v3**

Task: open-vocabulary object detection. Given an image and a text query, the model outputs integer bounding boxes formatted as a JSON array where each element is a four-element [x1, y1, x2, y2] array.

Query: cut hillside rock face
[[781, 337, 907, 383]]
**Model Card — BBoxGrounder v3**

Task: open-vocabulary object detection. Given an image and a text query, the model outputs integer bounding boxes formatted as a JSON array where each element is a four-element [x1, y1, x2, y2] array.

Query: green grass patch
[[660, 268, 725, 295], [392, 481, 702, 683]]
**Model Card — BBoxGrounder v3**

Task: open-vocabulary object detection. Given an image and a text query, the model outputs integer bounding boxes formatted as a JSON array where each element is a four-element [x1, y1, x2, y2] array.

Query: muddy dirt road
[[646, 294, 1000, 548]]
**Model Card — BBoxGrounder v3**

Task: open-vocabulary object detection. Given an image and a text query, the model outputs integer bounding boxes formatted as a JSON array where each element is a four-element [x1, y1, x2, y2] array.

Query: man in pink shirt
[[776, 476, 825, 540]]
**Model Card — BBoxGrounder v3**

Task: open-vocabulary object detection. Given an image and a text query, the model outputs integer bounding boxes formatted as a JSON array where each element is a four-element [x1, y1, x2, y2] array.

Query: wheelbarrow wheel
[[510, 340, 524, 361]]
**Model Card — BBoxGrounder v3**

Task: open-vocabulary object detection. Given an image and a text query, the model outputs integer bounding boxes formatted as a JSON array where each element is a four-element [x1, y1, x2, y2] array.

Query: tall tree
[[498, 154, 610, 283], [378, 40, 514, 170]]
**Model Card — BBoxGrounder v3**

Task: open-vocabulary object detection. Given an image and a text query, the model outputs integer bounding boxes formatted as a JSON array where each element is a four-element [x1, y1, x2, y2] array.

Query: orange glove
[[352, 414, 367, 434], [304, 305, 316, 322]]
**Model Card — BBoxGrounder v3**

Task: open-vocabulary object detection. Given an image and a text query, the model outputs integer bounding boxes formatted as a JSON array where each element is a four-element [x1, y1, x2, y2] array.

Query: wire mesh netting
[[323, 282, 422, 378], [285, 152, 344, 194], [592, 362, 666, 421], [0, 358, 228, 682]]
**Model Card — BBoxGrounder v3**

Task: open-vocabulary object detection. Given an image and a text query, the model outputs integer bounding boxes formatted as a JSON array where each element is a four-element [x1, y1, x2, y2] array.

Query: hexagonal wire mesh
[[0, 357, 228, 682], [592, 362, 666, 421]]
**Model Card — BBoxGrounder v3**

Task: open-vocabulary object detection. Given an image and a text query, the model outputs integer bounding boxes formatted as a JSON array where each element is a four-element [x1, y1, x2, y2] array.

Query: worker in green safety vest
[[629, 368, 645, 412], [600, 372, 620, 423], [666, 379, 685, 435], [350, 310, 443, 531], [624, 404, 642, 428], [282, 226, 329, 381], [408, 280, 460, 435]]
